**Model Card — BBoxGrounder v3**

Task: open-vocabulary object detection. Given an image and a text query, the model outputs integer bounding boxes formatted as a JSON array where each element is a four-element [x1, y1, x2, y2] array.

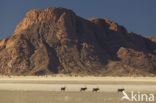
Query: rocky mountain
[[146, 36, 156, 42], [0, 7, 156, 76]]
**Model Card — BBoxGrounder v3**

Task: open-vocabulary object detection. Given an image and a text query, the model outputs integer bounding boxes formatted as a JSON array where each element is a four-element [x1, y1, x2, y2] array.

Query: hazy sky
[[0, 0, 156, 39]]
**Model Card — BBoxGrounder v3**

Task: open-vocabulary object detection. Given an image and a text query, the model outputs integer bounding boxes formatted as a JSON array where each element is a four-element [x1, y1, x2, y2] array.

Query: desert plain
[[0, 76, 155, 103]]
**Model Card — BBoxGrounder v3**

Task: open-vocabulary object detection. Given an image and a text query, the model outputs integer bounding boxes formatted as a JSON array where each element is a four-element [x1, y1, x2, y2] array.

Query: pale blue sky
[[0, 0, 156, 39]]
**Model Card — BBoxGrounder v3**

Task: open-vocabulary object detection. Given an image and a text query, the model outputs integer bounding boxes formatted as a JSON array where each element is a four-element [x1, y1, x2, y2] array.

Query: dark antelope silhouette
[[61, 87, 66, 91], [80, 87, 87, 92], [118, 88, 125, 92], [92, 88, 99, 92]]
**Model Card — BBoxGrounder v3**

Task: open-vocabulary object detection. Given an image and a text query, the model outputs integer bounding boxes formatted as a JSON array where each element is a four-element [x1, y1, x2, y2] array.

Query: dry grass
[[1, 75, 156, 82]]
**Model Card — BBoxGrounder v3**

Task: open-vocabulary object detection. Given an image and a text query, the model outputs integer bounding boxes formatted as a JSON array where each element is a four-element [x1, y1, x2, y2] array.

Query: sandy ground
[[2, 91, 154, 103], [0, 91, 130, 103], [0, 76, 156, 92], [0, 76, 156, 103]]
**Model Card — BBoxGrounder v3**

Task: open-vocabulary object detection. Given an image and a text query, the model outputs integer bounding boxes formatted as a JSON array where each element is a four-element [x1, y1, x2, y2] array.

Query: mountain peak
[[14, 7, 76, 34]]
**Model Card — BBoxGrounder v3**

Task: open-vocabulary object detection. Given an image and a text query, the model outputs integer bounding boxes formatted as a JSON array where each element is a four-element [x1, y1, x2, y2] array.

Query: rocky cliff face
[[146, 36, 156, 42], [0, 7, 156, 76]]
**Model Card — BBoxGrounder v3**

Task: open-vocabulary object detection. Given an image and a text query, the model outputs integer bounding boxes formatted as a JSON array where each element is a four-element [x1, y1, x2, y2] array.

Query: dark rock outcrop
[[0, 7, 156, 76]]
